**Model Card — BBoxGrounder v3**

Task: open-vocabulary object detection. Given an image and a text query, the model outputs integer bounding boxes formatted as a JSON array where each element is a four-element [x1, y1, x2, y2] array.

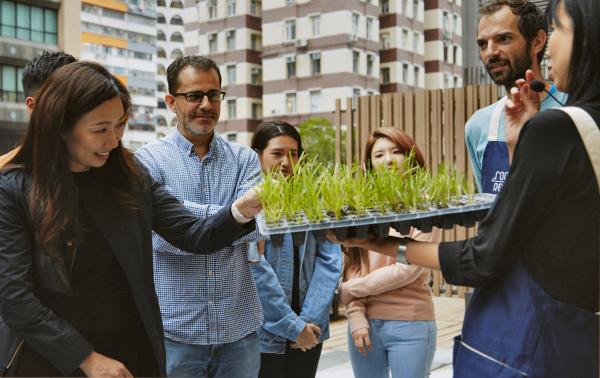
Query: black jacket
[[0, 166, 255, 375]]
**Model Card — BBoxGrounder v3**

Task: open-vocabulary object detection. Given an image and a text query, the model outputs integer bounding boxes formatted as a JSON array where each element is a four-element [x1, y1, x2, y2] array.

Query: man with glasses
[[135, 56, 263, 378]]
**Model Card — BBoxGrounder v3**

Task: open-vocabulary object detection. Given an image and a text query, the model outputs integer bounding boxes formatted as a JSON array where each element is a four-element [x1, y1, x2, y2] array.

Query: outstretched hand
[[79, 351, 133, 378], [505, 69, 541, 162], [233, 187, 262, 220]]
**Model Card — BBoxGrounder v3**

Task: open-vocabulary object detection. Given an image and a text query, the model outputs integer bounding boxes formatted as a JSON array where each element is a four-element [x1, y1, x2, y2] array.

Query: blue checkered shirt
[[135, 131, 263, 345]]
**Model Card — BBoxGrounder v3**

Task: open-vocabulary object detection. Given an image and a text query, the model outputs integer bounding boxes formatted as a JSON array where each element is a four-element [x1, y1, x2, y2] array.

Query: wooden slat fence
[[334, 84, 501, 297]]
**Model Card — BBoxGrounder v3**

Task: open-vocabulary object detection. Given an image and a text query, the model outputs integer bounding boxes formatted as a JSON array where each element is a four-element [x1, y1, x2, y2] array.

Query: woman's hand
[[505, 69, 541, 162], [352, 328, 372, 356], [233, 187, 262, 220], [291, 323, 322, 351], [79, 351, 132, 378]]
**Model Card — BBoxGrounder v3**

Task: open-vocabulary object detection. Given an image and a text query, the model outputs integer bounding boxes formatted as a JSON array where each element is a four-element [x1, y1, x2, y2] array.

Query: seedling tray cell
[[258, 193, 496, 237]]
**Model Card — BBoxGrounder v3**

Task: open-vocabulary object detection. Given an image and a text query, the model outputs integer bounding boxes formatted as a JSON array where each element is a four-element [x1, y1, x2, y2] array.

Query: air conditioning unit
[[295, 39, 308, 48]]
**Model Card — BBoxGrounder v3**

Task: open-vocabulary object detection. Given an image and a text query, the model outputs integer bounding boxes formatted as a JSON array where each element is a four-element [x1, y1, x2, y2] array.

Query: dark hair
[[22, 50, 77, 98], [251, 121, 304, 157], [547, 0, 600, 105], [364, 127, 426, 170], [167, 55, 222, 94], [479, 0, 548, 64], [9, 61, 142, 258]]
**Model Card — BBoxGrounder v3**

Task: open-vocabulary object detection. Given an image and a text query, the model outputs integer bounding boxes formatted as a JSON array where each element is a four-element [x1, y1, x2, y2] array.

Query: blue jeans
[[165, 332, 260, 378], [348, 319, 437, 378]]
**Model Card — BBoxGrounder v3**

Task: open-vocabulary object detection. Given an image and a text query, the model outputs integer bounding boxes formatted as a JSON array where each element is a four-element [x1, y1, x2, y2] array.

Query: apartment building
[[261, 0, 380, 125], [79, 0, 158, 150], [156, 0, 185, 138], [0, 0, 79, 154], [184, 0, 263, 145]]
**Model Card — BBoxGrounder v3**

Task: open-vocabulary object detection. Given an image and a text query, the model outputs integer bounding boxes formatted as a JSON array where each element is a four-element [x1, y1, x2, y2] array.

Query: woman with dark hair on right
[[341, 127, 440, 378], [330, 0, 599, 376], [0, 62, 261, 377]]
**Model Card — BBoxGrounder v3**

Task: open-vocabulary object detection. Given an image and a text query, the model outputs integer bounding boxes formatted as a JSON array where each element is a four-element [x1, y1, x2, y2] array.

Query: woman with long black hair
[[331, 0, 600, 376], [0, 61, 261, 377]]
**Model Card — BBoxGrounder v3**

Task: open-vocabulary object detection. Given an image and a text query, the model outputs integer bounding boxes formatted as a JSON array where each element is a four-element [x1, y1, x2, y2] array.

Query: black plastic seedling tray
[[258, 194, 496, 247]]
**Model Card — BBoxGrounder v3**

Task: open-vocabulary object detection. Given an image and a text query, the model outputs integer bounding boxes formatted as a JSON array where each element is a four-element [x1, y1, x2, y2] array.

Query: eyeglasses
[[172, 90, 226, 103]]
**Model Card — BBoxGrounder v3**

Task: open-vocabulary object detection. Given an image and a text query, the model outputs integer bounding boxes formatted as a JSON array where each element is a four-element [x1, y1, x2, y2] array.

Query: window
[[286, 56, 296, 78], [453, 14, 459, 34], [157, 64, 166, 75], [252, 103, 262, 119], [402, 63, 409, 84], [0, 1, 58, 44], [227, 65, 236, 85], [351, 13, 359, 38], [413, 66, 420, 87], [208, 0, 217, 19], [381, 67, 390, 84], [156, 116, 167, 126], [170, 32, 183, 42], [443, 73, 450, 88], [170, 15, 183, 25], [310, 90, 320, 112], [285, 93, 297, 113], [352, 51, 359, 73], [157, 0, 166, 6], [227, 99, 237, 118], [413, 32, 419, 52], [170, 48, 183, 59], [0, 64, 24, 102], [310, 52, 321, 75], [171, 0, 184, 8], [226, 30, 236, 50], [367, 54, 374, 76], [250, 0, 260, 15], [443, 11, 450, 33], [381, 33, 390, 49], [157, 30, 166, 41], [402, 28, 409, 48], [251, 67, 262, 84], [454, 75, 459, 88], [413, 0, 419, 18], [227, 133, 237, 142], [285, 20, 296, 41], [443, 42, 449, 62], [453, 45, 459, 64], [227, 0, 236, 16], [366, 17, 373, 40], [251, 34, 261, 50], [310, 15, 320, 36], [209, 33, 217, 53], [157, 13, 166, 23], [380, 0, 389, 14], [157, 47, 167, 58], [402, 0, 408, 15], [157, 81, 166, 92]]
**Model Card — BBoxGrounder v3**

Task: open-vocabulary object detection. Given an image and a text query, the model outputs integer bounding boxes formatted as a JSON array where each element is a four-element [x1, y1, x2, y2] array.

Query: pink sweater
[[342, 227, 442, 333]]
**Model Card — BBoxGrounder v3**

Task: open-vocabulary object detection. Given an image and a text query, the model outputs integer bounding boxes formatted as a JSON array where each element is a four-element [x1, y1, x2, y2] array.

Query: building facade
[[79, 0, 159, 150], [184, 0, 263, 145], [156, 0, 184, 139], [0, 0, 76, 154]]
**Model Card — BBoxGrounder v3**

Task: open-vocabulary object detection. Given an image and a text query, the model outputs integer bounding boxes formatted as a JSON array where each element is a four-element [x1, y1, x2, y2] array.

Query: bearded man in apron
[[465, 0, 568, 194]]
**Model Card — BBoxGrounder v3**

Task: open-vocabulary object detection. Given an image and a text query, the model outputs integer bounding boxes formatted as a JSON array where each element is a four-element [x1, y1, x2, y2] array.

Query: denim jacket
[[250, 232, 342, 354]]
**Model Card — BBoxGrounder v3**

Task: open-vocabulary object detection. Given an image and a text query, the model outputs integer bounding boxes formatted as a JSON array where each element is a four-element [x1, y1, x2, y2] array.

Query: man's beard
[[485, 49, 532, 90], [179, 115, 217, 136]]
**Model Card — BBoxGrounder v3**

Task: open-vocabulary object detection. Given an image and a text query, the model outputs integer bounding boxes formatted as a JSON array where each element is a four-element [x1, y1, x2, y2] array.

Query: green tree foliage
[[298, 117, 340, 164]]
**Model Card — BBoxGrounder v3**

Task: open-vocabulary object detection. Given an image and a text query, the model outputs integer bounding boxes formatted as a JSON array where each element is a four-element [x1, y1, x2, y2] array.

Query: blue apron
[[454, 107, 600, 377], [481, 97, 509, 194], [453, 263, 598, 378]]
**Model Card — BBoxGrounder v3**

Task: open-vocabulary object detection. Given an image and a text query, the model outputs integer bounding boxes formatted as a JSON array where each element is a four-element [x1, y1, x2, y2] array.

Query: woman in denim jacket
[[250, 121, 342, 378]]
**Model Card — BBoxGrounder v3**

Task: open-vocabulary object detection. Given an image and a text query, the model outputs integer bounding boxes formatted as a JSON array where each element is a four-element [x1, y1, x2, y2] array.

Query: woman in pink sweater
[[341, 127, 441, 378]]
